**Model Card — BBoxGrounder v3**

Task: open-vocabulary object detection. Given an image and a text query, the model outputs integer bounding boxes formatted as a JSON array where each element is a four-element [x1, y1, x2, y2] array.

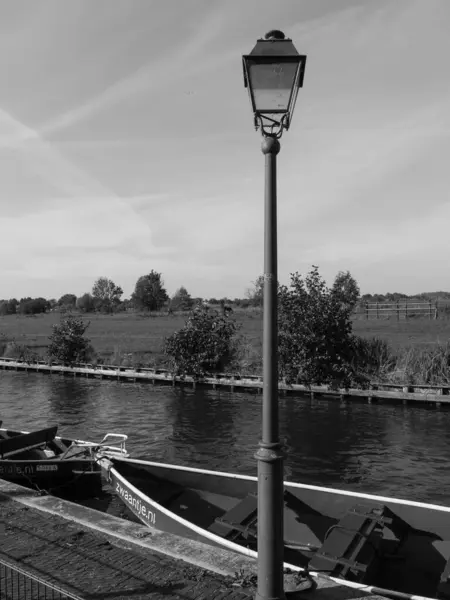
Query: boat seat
[[49, 438, 69, 454], [208, 493, 258, 540], [0, 426, 58, 459], [308, 503, 389, 582], [207, 489, 314, 543]]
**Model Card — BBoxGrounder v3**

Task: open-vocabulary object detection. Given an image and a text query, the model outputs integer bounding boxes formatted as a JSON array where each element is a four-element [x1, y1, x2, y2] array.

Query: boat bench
[[208, 492, 258, 541], [308, 503, 390, 582], [0, 426, 58, 459], [207, 489, 304, 543]]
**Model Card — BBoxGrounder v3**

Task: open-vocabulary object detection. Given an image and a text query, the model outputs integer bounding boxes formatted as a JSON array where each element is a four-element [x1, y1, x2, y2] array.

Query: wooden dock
[[0, 477, 389, 600], [1, 357, 450, 407]]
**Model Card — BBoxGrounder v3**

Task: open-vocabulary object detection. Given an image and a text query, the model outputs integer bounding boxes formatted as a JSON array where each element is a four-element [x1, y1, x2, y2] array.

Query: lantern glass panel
[[248, 61, 297, 112]]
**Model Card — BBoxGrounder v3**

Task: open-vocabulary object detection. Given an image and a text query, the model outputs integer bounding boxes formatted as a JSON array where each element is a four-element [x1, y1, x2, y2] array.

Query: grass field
[[1, 310, 449, 372], [0, 310, 263, 368], [352, 317, 450, 349]]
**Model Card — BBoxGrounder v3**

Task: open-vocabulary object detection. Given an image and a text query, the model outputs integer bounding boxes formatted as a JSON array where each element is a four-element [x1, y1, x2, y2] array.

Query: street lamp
[[242, 31, 306, 600]]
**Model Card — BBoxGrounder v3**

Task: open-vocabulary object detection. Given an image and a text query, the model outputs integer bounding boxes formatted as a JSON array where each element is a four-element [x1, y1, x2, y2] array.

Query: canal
[[1, 371, 449, 505]]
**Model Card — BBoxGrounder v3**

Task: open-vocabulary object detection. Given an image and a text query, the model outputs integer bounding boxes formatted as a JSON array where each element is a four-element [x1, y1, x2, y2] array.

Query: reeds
[[352, 336, 450, 386]]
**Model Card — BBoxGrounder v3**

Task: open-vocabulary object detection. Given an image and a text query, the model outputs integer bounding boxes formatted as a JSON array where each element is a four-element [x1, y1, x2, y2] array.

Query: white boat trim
[[113, 456, 450, 514], [107, 459, 438, 600]]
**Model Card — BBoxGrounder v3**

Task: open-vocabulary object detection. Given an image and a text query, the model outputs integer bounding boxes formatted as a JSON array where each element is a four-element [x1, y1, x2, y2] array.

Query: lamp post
[[242, 31, 306, 600]]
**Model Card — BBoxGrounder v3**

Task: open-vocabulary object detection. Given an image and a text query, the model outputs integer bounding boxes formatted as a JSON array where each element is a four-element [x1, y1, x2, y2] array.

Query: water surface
[[1, 371, 449, 504]]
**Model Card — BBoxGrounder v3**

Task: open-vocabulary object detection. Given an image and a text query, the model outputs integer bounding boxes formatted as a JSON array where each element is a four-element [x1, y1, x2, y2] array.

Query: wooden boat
[[98, 454, 450, 600], [0, 423, 127, 496]]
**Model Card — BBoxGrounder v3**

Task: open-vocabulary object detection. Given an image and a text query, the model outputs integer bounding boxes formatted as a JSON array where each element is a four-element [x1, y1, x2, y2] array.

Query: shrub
[[48, 315, 92, 366], [164, 307, 241, 379], [278, 266, 360, 388], [230, 334, 262, 375], [3, 341, 40, 363]]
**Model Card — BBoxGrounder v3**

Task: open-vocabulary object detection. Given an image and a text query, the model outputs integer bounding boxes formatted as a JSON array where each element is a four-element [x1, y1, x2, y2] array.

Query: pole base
[[284, 572, 315, 596], [254, 593, 285, 600], [254, 441, 286, 600], [254, 573, 314, 600]]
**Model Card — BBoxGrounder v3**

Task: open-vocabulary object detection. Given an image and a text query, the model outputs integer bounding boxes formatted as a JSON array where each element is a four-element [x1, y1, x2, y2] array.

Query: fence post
[[435, 301, 438, 320], [365, 302, 369, 320], [397, 301, 399, 321], [376, 302, 379, 319], [405, 298, 408, 320], [429, 301, 432, 320]]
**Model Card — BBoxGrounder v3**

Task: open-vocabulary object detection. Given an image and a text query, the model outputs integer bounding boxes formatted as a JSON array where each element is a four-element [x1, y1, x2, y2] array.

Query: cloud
[[2, 0, 450, 299]]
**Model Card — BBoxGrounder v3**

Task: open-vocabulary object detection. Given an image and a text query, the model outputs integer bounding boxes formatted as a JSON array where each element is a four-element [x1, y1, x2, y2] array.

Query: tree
[[17, 297, 49, 315], [170, 286, 193, 312], [331, 270, 360, 310], [76, 293, 95, 313], [246, 275, 264, 307], [278, 266, 359, 388], [164, 306, 241, 378], [17, 297, 32, 314], [0, 299, 18, 315], [91, 277, 123, 313], [30, 297, 49, 314], [119, 298, 133, 312], [132, 271, 168, 311], [58, 294, 77, 309], [48, 315, 92, 366]]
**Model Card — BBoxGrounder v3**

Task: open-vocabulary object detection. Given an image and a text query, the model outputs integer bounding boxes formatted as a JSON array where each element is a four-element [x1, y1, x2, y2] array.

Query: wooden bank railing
[[359, 300, 438, 320], [1, 357, 450, 407]]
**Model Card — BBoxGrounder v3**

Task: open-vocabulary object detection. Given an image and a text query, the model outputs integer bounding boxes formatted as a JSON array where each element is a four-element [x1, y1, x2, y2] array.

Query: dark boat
[[0, 424, 128, 495], [98, 455, 450, 600]]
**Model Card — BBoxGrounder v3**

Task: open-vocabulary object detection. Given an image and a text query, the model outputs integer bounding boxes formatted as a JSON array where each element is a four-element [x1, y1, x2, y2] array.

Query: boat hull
[[0, 457, 101, 493], [103, 456, 450, 600], [0, 428, 102, 495], [105, 462, 227, 548]]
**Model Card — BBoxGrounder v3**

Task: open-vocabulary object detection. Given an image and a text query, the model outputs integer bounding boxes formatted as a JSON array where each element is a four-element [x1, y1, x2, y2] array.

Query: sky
[[1, 0, 450, 301]]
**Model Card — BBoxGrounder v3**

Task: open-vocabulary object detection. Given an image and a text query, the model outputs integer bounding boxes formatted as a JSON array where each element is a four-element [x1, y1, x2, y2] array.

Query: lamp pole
[[242, 31, 306, 600], [254, 134, 285, 600]]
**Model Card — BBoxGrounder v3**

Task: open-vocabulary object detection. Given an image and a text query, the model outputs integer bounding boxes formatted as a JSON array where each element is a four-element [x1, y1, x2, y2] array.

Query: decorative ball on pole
[[261, 135, 280, 156], [242, 32, 307, 600]]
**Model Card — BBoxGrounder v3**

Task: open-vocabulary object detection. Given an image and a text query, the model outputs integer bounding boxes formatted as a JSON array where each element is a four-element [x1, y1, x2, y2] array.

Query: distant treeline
[[0, 295, 256, 317], [2, 267, 450, 317], [359, 292, 450, 303]]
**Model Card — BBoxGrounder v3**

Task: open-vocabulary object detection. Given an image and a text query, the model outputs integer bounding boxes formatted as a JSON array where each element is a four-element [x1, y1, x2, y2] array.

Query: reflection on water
[[1, 371, 450, 504]]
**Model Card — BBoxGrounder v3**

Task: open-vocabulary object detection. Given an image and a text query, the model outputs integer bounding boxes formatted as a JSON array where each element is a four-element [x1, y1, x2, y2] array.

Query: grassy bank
[[0, 310, 263, 370], [1, 310, 450, 385]]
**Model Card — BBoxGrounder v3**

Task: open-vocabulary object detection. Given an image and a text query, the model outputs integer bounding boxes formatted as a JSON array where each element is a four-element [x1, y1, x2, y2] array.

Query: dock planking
[[0, 357, 449, 407]]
